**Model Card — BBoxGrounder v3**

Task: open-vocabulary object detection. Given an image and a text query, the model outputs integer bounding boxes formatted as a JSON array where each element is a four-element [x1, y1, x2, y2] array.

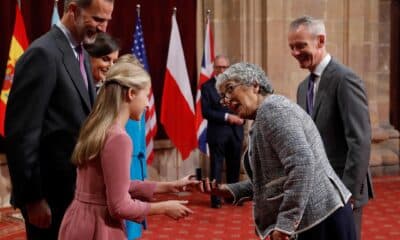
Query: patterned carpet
[[0, 175, 399, 240]]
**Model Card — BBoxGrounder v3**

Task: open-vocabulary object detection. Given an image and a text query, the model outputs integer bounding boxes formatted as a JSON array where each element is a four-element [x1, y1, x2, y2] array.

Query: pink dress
[[58, 124, 156, 240]]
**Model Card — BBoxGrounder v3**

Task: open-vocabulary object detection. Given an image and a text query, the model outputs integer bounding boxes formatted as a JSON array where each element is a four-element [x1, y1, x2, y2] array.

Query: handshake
[[153, 168, 246, 221], [192, 168, 234, 200]]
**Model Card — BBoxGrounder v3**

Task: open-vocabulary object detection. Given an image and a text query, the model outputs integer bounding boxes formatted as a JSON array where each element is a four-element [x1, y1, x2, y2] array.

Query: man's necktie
[[306, 73, 316, 115], [76, 45, 88, 89]]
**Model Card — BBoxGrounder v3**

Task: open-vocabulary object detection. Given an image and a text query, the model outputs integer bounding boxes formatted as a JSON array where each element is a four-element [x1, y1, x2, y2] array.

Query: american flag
[[195, 15, 214, 155], [131, 14, 157, 165]]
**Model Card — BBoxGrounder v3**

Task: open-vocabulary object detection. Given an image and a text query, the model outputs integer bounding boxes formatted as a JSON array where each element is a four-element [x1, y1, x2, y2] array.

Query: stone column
[[346, 0, 399, 173]]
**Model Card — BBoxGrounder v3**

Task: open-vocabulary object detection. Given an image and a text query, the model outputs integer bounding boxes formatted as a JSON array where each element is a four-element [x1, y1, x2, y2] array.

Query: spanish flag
[[0, 4, 29, 136]]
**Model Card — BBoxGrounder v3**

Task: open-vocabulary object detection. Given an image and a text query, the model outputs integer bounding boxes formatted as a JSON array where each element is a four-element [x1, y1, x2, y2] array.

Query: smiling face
[[90, 50, 119, 82], [73, 0, 114, 44], [288, 24, 325, 72], [220, 80, 260, 120]]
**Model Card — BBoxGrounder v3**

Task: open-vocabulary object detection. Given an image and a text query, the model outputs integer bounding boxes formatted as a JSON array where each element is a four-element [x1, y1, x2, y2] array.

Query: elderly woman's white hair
[[216, 62, 274, 95]]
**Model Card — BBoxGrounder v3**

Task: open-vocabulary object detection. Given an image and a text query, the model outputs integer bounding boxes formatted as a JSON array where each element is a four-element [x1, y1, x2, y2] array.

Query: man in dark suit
[[5, 0, 114, 239], [288, 16, 373, 240], [201, 55, 244, 208]]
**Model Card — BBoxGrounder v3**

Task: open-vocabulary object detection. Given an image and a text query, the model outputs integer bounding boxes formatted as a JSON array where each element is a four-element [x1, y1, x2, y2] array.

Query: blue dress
[[125, 115, 147, 240]]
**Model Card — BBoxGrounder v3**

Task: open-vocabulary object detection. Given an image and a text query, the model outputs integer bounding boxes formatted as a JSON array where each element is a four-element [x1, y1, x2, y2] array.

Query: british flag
[[195, 15, 214, 155]]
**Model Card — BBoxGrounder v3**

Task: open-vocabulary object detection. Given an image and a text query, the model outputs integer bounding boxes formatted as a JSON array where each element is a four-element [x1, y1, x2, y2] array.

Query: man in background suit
[[5, 0, 114, 239], [288, 16, 373, 240], [201, 55, 244, 208]]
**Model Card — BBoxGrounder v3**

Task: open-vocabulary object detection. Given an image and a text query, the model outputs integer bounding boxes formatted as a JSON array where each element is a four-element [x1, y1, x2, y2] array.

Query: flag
[[161, 13, 196, 160], [51, 1, 60, 26], [195, 15, 215, 155], [0, 4, 29, 136], [131, 14, 157, 165]]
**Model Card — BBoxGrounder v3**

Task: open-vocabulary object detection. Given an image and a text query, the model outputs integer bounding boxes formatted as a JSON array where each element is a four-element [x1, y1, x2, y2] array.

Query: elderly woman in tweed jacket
[[212, 62, 356, 240]]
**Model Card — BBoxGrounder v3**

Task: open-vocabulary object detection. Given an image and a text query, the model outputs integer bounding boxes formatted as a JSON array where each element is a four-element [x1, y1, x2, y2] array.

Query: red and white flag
[[161, 13, 197, 160], [145, 93, 157, 164], [195, 15, 214, 155]]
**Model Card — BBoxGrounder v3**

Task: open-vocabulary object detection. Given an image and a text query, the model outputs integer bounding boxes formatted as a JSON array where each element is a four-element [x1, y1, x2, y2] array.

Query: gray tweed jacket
[[226, 94, 351, 239]]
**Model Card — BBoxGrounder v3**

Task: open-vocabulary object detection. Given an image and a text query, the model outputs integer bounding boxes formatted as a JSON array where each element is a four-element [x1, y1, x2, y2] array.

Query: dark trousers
[[209, 131, 242, 204], [298, 203, 356, 240], [21, 197, 72, 240], [353, 206, 363, 240]]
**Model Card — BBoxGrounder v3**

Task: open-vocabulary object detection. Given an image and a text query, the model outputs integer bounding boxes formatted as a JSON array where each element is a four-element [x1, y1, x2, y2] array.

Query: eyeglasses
[[219, 83, 244, 106], [214, 65, 229, 70]]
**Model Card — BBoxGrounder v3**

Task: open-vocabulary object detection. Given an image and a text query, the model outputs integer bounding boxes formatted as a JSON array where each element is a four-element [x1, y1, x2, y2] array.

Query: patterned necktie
[[306, 73, 316, 115], [76, 44, 88, 89]]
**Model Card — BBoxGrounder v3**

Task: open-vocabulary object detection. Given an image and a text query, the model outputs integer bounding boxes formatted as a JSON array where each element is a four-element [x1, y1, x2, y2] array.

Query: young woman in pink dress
[[59, 54, 199, 240]]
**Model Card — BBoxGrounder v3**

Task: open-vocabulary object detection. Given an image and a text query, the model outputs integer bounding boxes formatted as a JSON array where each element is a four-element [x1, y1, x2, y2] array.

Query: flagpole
[[136, 4, 140, 17], [172, 6, 180, 180], [174, 7, 180, 180]]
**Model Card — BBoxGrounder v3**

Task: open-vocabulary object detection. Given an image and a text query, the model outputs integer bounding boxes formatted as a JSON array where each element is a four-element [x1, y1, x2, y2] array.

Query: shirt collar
[[313, 54, 331, 77], [56, 21, 81, 50]]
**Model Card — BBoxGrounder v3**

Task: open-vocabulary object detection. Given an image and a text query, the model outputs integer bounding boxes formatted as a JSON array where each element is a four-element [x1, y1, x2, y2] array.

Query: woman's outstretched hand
[[202, 178, 234, 200]]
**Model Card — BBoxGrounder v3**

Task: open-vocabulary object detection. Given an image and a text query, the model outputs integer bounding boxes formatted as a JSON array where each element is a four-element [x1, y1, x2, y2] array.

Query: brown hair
[[64, 0, 114, 13]]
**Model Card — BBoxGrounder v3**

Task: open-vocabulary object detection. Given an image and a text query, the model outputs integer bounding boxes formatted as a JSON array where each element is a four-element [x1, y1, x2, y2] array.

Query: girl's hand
[[271, 230, 290, 240], [162, 200, 193, 220], [171, 174, 202, 192]]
